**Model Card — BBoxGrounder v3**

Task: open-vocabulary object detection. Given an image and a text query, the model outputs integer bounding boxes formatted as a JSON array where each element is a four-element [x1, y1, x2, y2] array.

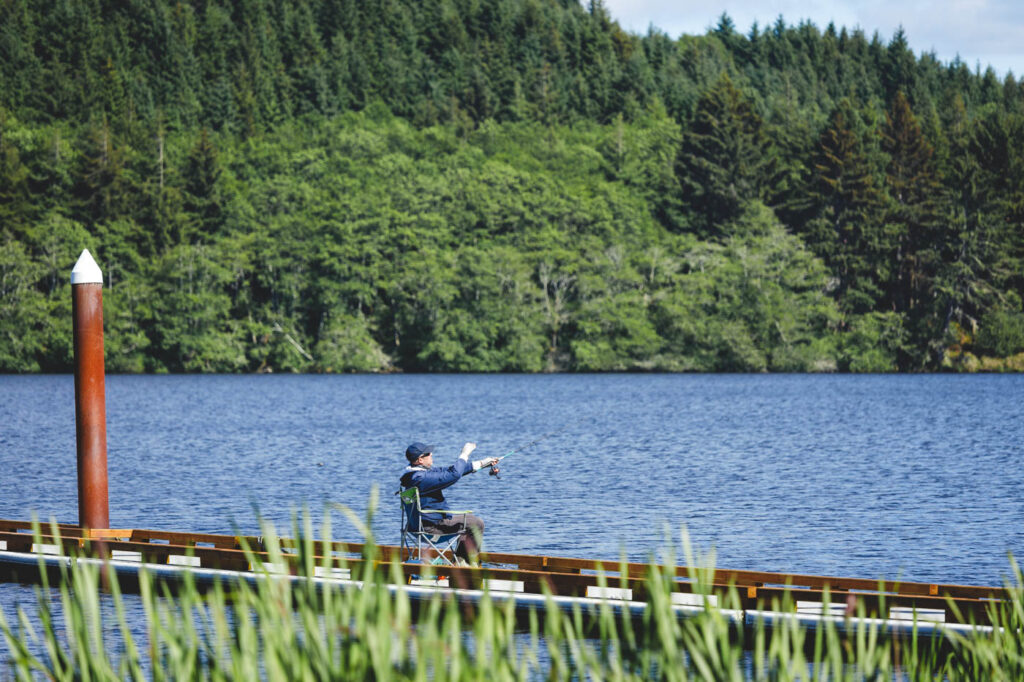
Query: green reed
[[1, 509, 1022, 681]]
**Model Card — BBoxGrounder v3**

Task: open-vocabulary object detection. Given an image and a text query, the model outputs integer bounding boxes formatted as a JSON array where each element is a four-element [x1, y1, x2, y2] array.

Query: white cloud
[[602, 0, 1023, 77]]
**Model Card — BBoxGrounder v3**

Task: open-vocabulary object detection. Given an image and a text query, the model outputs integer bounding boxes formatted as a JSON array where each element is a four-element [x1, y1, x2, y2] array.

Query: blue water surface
[[1, 373, 1022, 587]]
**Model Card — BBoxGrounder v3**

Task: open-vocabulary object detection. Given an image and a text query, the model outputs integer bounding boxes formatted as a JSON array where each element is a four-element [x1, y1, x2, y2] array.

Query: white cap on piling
[[71, 249, 103, 285]]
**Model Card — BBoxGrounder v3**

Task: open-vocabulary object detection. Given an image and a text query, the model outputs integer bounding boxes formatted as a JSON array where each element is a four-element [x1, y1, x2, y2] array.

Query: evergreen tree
[[932, 95, 993, 362], [182, 128, 223, 241], [804, 99, 888, 317], [882, 28, 917, 103], [0, 110, 32, 238], [71, 116, 131, 226], [967, 109, 1024, 298], [675, 73, 775, 236], [881, 91, 943, 357]]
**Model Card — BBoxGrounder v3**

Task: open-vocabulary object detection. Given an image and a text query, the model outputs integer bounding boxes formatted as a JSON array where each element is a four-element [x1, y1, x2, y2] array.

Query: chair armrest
[[421, 509, 474, 514]]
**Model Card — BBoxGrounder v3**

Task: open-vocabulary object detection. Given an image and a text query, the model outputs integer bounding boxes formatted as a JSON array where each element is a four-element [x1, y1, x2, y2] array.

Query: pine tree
[[196, 4, 240, 131], [280, 0, 330, 116], [0, 109, 32, 237], [933, 102, 1015, 364], [675, 73, 775, 236], [882, 93, 942, 310], [805, 98, 889, 317], [881, 91, 945, 366], [71, 115, 131, 226], [182, 127, 223, 241], [882, 28, 917, 103]]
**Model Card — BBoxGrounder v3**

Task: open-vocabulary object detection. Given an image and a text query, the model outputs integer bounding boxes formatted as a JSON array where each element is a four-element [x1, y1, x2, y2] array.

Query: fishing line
[[486, 416, 590, 479]]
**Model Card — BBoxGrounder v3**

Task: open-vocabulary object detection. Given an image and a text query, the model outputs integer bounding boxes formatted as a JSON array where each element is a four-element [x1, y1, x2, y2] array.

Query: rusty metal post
[[71, 249, 109, 530]]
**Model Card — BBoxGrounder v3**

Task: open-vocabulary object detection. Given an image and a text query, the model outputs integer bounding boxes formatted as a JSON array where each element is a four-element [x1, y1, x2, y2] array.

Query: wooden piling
[[71, 249, 109, 530]]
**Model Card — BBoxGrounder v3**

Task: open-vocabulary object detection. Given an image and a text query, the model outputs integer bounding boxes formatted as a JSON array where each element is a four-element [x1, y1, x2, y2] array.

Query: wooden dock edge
[[0, 519, 1011, 632]]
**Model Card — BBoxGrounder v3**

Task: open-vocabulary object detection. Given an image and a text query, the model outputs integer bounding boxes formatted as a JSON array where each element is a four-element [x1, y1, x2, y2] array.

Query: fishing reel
[[489, 462, 501, 479]]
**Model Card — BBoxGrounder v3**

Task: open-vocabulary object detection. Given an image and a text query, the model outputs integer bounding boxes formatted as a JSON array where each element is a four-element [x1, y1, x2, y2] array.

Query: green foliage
[[653, 204, 839, 372], [1, 1, 1023, 372], [2, 515, 1023, 679], [149, 244, 247, 373], [838, 312, 906, 372], [0, 241, 49, 372], [881, 91, 946, 368], [675, 73, 775, 235], [802, 98, 890, 317], [572, 289, 662, 371], [976, 309, 1024, 358], [315, 312, 390, 372]]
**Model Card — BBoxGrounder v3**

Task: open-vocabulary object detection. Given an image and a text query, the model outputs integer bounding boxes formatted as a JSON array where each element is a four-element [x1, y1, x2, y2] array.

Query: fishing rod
[[485, 417, 588, 478]]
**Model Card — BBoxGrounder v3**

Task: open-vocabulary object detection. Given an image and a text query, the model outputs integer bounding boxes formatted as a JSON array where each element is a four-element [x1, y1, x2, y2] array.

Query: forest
[[2, 0, 1023, 373]]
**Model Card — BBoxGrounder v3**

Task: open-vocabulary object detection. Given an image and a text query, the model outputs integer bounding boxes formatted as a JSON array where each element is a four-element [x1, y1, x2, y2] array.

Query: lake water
[[2, 373, 1022, 593]]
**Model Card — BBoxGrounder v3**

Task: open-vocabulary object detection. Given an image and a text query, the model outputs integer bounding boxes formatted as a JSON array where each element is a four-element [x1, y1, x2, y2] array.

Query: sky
[[601, 0, 1023, 79]]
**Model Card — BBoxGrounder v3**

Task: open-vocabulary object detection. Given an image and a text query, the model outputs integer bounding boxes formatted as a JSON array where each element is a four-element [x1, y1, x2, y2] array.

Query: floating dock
[[0, 519, 1008, 638]]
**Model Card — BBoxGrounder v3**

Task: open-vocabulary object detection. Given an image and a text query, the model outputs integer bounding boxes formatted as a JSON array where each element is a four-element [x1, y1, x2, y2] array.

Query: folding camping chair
[[399, 487, 473, 566]]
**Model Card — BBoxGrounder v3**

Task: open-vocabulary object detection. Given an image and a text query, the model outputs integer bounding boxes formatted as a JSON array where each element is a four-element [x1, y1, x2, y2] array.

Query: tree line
[[1, 0, 1023, 372]]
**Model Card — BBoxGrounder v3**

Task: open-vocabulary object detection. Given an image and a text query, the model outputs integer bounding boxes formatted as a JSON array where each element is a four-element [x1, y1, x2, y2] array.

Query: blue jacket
[[400, 458, 474, 529]]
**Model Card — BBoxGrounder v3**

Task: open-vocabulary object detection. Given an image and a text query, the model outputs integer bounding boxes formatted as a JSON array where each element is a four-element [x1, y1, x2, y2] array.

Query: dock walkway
[[0, 519, 1009, 636]]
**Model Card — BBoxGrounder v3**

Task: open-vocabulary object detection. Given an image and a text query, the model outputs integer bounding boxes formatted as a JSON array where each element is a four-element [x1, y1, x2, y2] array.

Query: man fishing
[[400, 441, 497, 564]]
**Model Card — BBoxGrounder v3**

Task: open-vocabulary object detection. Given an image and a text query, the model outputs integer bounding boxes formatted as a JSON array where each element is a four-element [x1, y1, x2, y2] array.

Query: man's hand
[[472, 456, 498, 472], [458, 442, 477, 461]]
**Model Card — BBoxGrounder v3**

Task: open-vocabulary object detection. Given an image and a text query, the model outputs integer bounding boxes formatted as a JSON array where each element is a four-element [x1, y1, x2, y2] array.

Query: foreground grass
[[1, 513, 1022, 680]]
